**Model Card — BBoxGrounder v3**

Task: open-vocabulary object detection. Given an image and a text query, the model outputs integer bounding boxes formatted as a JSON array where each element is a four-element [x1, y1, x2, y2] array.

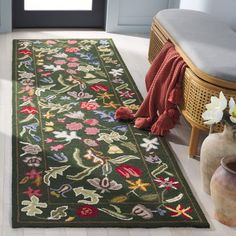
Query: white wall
[[106, 0, 170, 33], [180, 0, 236, 31]]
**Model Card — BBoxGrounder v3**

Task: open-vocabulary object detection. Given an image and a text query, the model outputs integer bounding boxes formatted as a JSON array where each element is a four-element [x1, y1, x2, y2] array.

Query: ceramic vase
[[210, 156, 236, 227], [200, 125, 236, 194]]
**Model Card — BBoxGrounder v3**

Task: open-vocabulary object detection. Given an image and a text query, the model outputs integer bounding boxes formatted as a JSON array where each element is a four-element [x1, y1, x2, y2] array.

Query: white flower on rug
[[109, 68, 124, 77], [87, 177, 122, 193], [65, 111, 85, 119], [140, 138, 160, 152], [229, 97, 236, 123], [202, 91, 227, 125], [21, 195, 47, 216], [43, 65, 65, 72], [53, 131, 81, 142], [18, 71, 35, 79]]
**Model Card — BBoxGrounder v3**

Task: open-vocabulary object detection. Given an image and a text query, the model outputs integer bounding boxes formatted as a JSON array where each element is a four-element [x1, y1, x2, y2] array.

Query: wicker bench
[[149, 9, 236, 157]]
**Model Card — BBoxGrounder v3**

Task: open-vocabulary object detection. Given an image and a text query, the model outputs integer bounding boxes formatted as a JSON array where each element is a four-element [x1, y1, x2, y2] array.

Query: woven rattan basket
[[149, 18, 236, 157]]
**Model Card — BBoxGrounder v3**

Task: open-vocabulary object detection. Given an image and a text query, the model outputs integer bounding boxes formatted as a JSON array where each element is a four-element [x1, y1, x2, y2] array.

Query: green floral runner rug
[[12, 39, 209, 228]]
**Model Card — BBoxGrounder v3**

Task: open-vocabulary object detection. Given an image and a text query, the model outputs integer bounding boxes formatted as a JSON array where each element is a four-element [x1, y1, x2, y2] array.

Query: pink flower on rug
[[46, 40, 57, 45], [50, 144, 64, 151], [65, 47, 80, 53], [90, 84, 109, 92], [84, 119, 99, 126], [23, 187, 42, 198], [54, 59, 66, 65], [85, 127, 100, 135], [57, 118, 66, 123], [66, 122, 83, 131], [67, 57, 78, 62], [45, 138, 54, 143], [67, 62, 80, 68], [66, 69, 77, 74], [20, 96, 33, 102], [83, 139, 98, 147], [25, 169, 42, 179], [80, 102, 100, 110], [68, 40, 78, 44]]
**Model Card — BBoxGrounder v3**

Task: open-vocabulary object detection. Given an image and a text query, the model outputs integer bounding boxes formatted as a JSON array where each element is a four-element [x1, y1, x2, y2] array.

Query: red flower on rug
[[90, 84, 109, 92], [25, 169, 42, 180], [50, 144, 65, 151], [80, 102, 100, 110], [18, 50, 32, 55], [65, 47, 80, 53], [76, 205, 99, 218], [115, 164, 142, 179], [23, 187, 42, 198], [20, 106, 38, 115]]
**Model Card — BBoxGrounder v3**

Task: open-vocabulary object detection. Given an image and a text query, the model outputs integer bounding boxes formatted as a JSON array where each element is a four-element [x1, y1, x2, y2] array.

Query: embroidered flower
[[126, 179, 151, 192], [90, 84, 109, 92], [109, 68, 124, 77], [20, 78, 34, 86], [18, 71, 35, 79], [20, 106, 38, 115], [50, 144, 65, 151], [87, 177, 122, 193], [154, 177, 179, 190], [18, 49, 32, 55], [84, 119, 99, 126], [140, 138, 160, 152], [116, 164, 142, 179], [66, 69, 77, 74], [145, 155, 162, 164], [54, 59, 66, 65], [118, 90, 135, 98], [67, 57, 78, 62], [165, 204, 193, 220], [45, 138, 54, 143], [19, 96, 33, 102], [85, 127, 100, 135], [23, 187, 42, 198], [97, 131, 127, 144], [23, 156, 42, 167], [65, 47, 80, 53], [65, 111, 85, 119], [80, 102, 100, 110], [67, 62, 80, 68], [67, 40, 77, 44], [21, 143, 42, 155], [76, 205, 98, 218], [66, 122, 83, 131], [83, 139, 98, 147], [108, 145, 123, 154], [53, 131, 81, 142], [46, 40, 57, 45], [25, 169, 42, 179]]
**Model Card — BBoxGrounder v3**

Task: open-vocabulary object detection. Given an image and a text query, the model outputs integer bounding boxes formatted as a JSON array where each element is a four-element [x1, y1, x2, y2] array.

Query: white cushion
[[155, 9, 236, 82]]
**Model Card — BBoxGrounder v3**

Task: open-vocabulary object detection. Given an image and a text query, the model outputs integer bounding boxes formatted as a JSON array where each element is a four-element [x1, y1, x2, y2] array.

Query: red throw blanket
[[115, 42, 187, 136]]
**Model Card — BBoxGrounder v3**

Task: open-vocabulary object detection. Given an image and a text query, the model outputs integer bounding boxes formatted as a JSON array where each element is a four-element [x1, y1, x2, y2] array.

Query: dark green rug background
[[12, 39, 209, 228]]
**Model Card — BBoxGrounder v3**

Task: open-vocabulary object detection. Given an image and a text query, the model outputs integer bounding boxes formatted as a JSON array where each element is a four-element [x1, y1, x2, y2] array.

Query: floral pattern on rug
[[12, 39, 209, 228]]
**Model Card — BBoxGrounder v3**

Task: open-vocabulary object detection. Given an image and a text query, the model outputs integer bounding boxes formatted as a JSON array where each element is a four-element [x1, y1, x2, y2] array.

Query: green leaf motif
[[73, 187, 102, 205], [67, 165, 100, 181], [110, 155, 140, 164], [73, 148, 89, 169], [21, 196, 47, 216], [99, 207, 133, 221], [44, 165, 70, 186], [102, 162, 112, 175], [120, 142, 138, 153], [85, 78, 106, 84], [140, 194, 160, 202], [48, 206, 68, 220]]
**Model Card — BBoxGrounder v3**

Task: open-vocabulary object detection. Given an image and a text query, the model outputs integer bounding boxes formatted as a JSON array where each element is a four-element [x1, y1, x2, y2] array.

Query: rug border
[[12, 39, 210, 228]]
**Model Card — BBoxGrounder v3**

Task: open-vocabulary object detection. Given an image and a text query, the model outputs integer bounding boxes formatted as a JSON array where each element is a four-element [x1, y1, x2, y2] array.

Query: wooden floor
[[0, 29, 235, 236]]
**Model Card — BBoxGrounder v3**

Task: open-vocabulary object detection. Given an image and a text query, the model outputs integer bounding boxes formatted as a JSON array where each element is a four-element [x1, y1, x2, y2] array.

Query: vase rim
[[221, 156, 236, 175]]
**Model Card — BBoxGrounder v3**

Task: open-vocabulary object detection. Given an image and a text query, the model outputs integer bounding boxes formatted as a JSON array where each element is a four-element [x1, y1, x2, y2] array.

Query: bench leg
[[189, 126, 200, 158]]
